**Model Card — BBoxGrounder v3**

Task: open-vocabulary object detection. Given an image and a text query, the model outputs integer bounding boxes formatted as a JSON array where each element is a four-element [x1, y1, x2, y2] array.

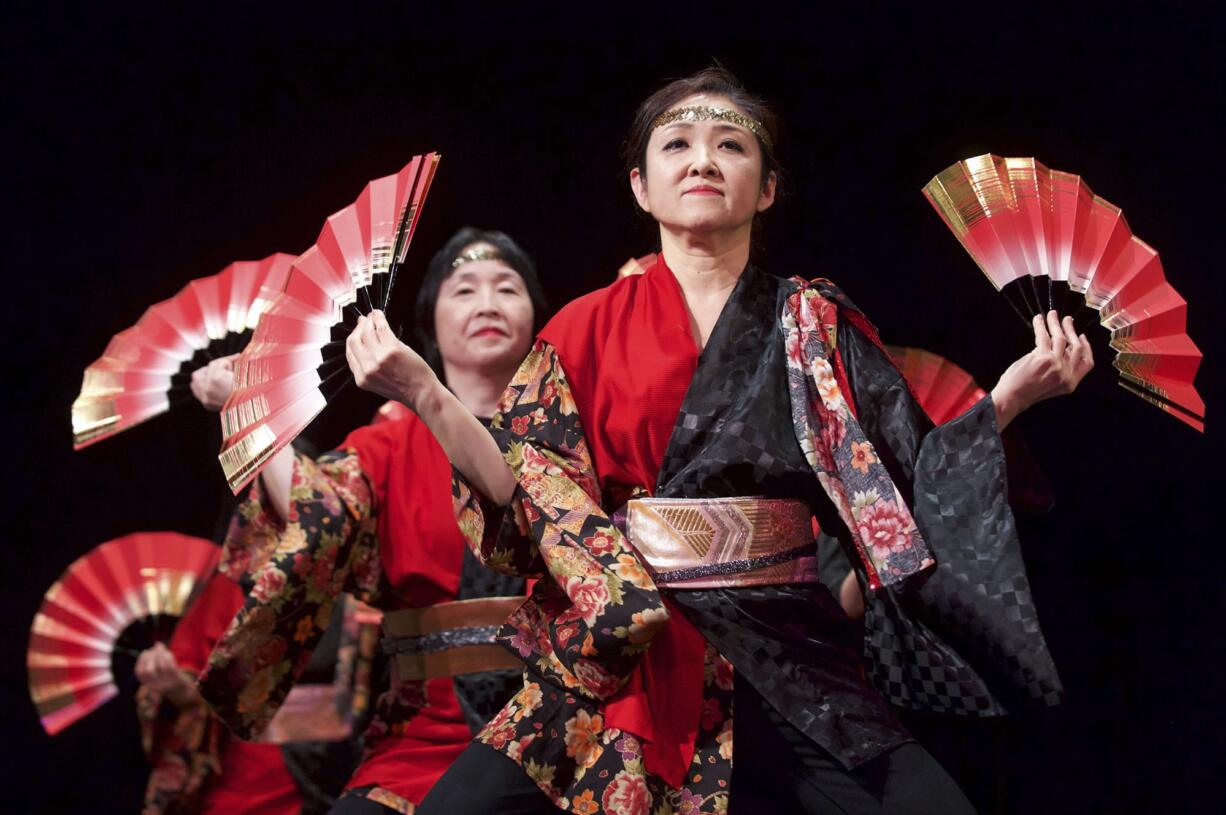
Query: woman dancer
[[196, 227, 547, 814], [394, 68, 1090, 814], [135, 399, 356, 815]]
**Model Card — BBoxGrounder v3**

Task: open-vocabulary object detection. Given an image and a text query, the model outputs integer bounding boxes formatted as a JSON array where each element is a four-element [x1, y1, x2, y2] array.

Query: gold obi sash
[[381, 596, 524, 682], [624, 497, 818, 589]]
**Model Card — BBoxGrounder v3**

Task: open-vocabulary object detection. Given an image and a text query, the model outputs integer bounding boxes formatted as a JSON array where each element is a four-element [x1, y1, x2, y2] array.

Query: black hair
[[413, 226, 547, 377]]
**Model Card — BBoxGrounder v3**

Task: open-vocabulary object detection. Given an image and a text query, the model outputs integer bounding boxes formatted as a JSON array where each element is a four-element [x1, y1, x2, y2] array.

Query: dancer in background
[[135, 375, 361, 815], [198, 228, 546, 814], [388, 68, 1092, 814]]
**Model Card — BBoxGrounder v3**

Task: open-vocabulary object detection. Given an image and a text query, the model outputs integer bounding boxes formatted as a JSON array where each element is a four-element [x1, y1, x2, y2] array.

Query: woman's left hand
[[345, 310, 440, 408], [990, 310, 1095, 431]]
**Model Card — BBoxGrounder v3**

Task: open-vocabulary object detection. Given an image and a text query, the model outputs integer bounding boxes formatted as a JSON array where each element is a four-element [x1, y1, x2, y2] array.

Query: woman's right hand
[[189, 354, 238, 411], [134, 643, 197, 706], [346, 310, 441, 410]]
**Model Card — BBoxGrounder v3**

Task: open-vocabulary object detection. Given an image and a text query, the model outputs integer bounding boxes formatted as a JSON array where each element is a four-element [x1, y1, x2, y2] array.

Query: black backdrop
[[4, 5, 1222, 813]]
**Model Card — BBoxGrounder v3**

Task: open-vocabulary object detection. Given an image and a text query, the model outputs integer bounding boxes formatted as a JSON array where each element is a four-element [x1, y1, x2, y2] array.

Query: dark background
[[4, 5, 1222, 813]]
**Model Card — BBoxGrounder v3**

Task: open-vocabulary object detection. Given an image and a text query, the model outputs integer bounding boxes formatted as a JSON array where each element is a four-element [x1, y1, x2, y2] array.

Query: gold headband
[[649, 105, 772, 149], [451, 246, 501, 268]]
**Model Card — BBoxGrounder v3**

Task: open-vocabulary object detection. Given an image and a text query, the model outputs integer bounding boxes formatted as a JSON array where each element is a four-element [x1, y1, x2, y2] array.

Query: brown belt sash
[[381, 596, 524, 682], [625, 497, 819, 589]]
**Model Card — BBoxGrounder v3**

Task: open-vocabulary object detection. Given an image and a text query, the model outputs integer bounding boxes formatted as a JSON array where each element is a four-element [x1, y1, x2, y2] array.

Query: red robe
[[141, 570, 300, 815], [200, 413, 514, 811]]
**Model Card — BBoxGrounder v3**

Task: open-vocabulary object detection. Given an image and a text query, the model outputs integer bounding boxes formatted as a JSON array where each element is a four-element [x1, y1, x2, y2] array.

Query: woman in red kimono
[[339, 69, 1091, 814], [135, 556, 309, 815], [195, 227, 547, 814]]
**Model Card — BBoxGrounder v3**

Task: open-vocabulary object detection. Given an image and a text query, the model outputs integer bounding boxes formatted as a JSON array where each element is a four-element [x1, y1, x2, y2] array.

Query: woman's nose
[[475, 288, 500, 314], [688, 145, 719, 177]]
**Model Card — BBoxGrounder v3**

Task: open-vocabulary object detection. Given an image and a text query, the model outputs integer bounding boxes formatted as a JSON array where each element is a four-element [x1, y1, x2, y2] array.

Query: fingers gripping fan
[[218, 153, 440, 493], [71, 254, 295, 448], [27, 532, 219, 735], [924, 155, 1206, 432]]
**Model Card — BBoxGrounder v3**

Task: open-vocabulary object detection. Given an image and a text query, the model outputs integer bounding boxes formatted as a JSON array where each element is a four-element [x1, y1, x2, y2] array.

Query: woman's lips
[[684, 186, 723, 196], [471, 327, 507, 338]]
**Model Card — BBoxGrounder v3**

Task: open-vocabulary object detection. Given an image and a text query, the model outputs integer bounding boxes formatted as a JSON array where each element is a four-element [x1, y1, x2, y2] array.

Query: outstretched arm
[[190, 354, 297, 520]]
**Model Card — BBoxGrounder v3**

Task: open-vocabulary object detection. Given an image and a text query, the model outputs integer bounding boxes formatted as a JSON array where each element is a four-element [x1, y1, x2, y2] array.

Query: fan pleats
[[218, 153, 440, 493], [72, 254, 295, 448], [924, 155, 1205, 431], [27, 532, 219, 735]]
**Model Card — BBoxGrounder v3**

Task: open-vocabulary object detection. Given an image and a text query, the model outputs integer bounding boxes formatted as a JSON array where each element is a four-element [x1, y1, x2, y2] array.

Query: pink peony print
[[565, 575, 611, 625], [573, 659, 623, 698], [601, 770, 652, 815], [251, 566, 287, 602], [856, 499, 913, 561]]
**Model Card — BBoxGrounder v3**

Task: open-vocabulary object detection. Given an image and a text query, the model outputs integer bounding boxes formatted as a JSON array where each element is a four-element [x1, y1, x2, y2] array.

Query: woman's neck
[[658, 226, 751, 350], [658, 226, 751, 300], [439, 362, 514, 418]]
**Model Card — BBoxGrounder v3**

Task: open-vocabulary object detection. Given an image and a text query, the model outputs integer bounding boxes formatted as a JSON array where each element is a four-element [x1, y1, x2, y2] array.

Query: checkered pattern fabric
[[839, 331, 1064, 714], [656, 266, 821, 504]]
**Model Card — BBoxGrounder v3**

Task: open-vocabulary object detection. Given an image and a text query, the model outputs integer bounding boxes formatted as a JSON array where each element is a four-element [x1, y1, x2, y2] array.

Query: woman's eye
[[453, 287, 474, 296], [721, 140, 745, 152], [498, 287, 520, 295], [663, 138, 687, 150]]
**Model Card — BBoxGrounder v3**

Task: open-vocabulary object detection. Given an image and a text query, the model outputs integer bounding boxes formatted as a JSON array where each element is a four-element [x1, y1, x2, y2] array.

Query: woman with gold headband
[[357, 69, 1087, 813], [194, 228, 547, 814]]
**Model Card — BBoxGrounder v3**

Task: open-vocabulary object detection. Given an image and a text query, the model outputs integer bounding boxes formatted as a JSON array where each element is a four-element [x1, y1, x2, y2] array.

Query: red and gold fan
[[218, 152, 440, 493], [924, 154, 1205, 432], [888, 345, 1054, 513], [71, 254, 295, 448], [885, 345, 986, 423], [27, 532, 219, 735]]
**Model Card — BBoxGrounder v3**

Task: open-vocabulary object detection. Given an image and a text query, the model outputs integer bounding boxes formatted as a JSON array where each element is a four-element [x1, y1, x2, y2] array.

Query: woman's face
[[630, 93, 776, 237], [433, 244, 535, 375]]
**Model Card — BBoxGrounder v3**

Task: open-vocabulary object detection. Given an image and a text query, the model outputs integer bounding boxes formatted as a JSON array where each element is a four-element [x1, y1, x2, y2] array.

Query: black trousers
[[416, 680, 977, 814]]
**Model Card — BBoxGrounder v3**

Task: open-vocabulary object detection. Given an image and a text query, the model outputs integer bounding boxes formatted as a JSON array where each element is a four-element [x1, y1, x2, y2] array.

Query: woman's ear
[[630, 167, 651, 213], [757, 170, 778, 213]]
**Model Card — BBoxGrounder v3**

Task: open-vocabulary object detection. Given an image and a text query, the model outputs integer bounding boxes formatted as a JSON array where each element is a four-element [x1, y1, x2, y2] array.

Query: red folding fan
[[923, 154, 1205, 432], [71, 254, 295, 448], [218, 153, 440, 493], [28, 532, 220, 735], [885, 346, 986, 423]]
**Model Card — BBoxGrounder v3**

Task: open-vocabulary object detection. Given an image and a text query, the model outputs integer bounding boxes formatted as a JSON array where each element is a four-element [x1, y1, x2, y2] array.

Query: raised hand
[[991, 310, 1095, 430], [134, 642, 196, 706], [345, 310, 439, 408], [189, 354, 238, 411]]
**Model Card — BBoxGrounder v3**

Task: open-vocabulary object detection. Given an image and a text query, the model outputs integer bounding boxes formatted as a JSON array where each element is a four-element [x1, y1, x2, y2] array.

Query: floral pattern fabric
[[199, 453, 385, 738], [456, 342, 671, 704], [781, 281, 935, 590], [137, 675, 223, 815], [197, 452, 421, 809], [455, 342, 740, 813]]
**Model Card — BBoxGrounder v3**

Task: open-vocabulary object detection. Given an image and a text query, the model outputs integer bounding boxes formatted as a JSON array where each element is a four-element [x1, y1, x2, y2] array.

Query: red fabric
[[540, 255, 709, 788], [169, 571, 245, 675], [341, 415, 466, 611], [200, 740, 300, 815], [334, 414, 477, 801], [170, 573, 300, 815], [345, 676, 472, 803]]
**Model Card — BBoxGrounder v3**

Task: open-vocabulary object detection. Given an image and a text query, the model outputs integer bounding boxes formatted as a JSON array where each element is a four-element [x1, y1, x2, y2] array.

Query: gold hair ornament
[[451, 246, 502, 268], [650, 105, 772, 150]]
